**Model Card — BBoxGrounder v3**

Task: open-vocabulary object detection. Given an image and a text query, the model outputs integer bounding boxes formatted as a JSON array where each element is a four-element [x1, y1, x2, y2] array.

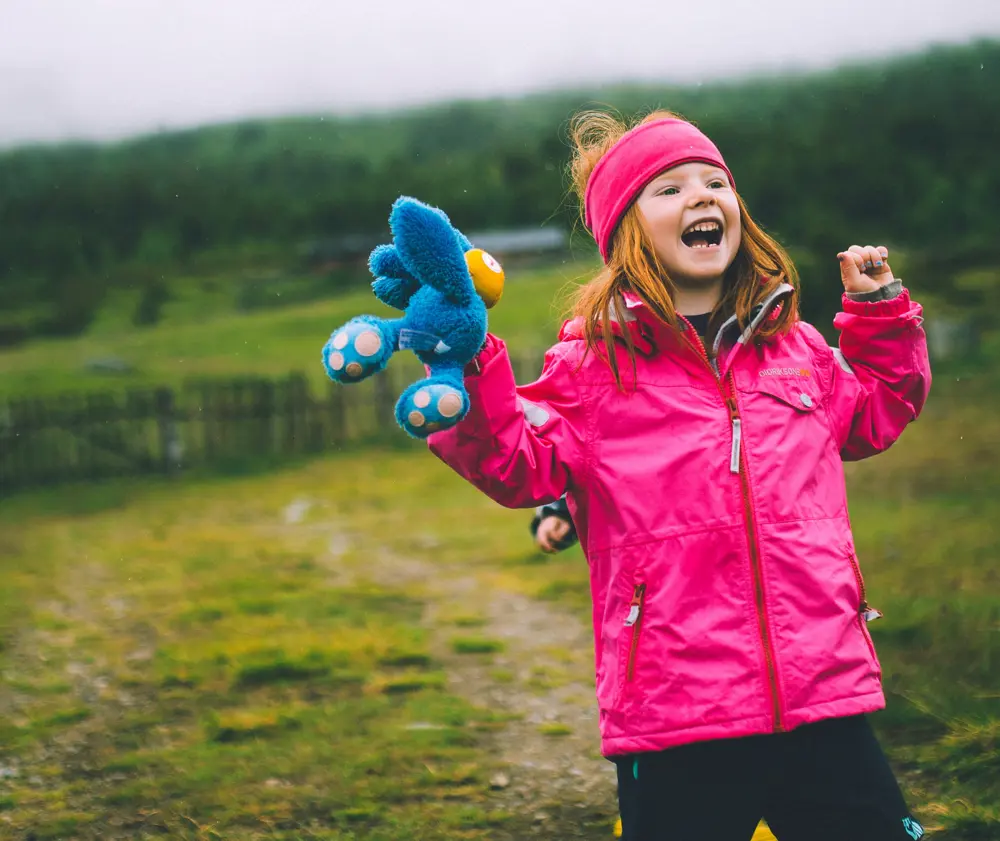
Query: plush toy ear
[[369, 244, 421, 310], [390, 197, 475, 308]]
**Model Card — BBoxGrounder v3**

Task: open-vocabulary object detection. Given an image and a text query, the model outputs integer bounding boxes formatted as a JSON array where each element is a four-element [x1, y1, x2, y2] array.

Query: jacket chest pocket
[[750, 377, 823, 415], [730, 375, 840, 482], [737, 376, 830, 454]]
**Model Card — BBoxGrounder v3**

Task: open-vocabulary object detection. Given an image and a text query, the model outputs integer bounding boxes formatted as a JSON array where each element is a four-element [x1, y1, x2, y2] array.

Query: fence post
[[328, 383, 345, 448], [126, 388, 154, 474], [254, 380, 275, 458], [280, 375, 303, 455], [0, 398, 15, 492], [155, 387, 182, 474], [372, 366, 397, 438]]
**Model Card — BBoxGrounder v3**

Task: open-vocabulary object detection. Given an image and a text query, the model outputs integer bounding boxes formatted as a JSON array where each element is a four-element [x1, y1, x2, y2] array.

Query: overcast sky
[[2, 0, 999, 147]]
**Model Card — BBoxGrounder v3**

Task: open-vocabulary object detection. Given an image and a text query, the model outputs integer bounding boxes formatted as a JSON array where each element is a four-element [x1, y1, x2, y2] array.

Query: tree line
[[0, 39, 997, 339]]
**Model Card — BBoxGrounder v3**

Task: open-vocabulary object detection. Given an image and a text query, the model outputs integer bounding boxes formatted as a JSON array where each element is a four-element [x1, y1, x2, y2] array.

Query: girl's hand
[[837, 244, 895, 295], [535, 516, 571, 554]]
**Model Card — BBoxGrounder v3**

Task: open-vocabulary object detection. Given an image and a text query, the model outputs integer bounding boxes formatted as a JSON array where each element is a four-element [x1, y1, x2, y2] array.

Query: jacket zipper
[[848, 551, 884, 676], [624, 583, 646, 682], [727, 377, 782, 730], [681, 320, 783, 732]]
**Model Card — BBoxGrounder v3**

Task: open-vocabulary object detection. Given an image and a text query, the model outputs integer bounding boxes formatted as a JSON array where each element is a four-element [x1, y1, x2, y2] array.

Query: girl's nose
[[690, 188, 717, 207]]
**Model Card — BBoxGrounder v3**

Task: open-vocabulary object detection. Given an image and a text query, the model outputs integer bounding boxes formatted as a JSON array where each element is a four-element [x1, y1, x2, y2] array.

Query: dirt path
[[305, 498, 620, 839], [2, 500, 620, 840], [425, 562, 619, 837]]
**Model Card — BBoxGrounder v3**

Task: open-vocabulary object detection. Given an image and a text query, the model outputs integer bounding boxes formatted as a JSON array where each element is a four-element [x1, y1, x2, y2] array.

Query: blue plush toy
[[321, 196, 505, 439]]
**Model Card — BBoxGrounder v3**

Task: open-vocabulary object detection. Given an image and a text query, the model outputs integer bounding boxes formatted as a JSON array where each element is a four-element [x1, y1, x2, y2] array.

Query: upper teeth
[[686, 221, 720, 234]]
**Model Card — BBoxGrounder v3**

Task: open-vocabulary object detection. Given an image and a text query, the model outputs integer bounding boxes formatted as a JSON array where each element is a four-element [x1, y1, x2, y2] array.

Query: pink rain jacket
[[428, 285, 930, 757]]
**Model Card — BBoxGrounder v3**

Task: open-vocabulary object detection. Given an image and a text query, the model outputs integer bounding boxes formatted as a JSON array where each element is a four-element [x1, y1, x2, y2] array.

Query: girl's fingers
[[846, 245, 867, 273], [854, 245, 878, 272], [866, 245, 885, 271], [851, 245, 889, 273]]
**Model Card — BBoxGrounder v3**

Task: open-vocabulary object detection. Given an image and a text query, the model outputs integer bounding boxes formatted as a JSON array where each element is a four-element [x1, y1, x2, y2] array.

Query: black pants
[[615, 715, 924, 841]]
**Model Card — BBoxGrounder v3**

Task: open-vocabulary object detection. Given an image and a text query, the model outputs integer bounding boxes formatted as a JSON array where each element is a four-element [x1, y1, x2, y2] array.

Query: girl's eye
[[709, 180, 726, 189], [659, 186, 679, 196]]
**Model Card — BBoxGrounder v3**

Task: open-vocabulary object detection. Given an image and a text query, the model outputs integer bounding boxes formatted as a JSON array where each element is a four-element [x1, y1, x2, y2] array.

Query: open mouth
[[681, 220, 723, 249]]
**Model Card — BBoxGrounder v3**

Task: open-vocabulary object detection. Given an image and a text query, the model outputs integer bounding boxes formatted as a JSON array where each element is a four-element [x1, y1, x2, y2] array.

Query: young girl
[[428, 110, 931, 840]]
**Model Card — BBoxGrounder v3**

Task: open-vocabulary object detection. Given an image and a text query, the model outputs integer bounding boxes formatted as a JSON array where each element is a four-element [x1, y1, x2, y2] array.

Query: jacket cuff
[[841, 286, 912, 317], [463, 333, 504, 376], [845, 280, 903, 304]]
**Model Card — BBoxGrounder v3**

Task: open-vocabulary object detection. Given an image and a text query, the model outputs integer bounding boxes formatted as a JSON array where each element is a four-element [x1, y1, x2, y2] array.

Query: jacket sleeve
[[427, 333, 587, 508], [823, 287, 931, 461]]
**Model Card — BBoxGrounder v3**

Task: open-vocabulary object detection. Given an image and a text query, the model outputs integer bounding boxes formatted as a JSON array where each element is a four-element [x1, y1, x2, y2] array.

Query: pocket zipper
[[862, 606, 884, 623], [624, 583, 646, 681], [848, 552, 883, 622]]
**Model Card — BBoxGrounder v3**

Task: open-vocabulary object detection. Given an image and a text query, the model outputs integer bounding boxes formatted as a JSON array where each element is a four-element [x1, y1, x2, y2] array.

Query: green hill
[[1, 39, 998, 339]]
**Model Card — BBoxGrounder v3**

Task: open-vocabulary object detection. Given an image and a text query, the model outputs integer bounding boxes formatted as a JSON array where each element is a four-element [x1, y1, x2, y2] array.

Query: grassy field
[[0, 451, 608, 840], [0, 362, 998, 838], [0, 260, 591, 399]]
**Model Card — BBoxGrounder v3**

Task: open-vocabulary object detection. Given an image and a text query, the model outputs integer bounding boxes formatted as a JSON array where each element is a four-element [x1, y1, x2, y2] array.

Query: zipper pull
[[727, 398, 741, 474], [730, 416, 742, 474], [860, 601, 884, 622], [624, 583, 646, 627]]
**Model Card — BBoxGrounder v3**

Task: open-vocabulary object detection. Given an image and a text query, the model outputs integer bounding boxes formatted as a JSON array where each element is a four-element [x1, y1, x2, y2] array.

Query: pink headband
[[584, 118, 735, 263]]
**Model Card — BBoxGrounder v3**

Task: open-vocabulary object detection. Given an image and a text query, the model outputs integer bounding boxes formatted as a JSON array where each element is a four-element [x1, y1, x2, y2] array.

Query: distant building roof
[[467, 228, 567, 254], [302, 226, 568, 264]]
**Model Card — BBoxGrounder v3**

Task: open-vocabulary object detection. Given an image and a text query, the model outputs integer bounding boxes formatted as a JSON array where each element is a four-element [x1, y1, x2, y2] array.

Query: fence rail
[[0, 352, 545, 494]]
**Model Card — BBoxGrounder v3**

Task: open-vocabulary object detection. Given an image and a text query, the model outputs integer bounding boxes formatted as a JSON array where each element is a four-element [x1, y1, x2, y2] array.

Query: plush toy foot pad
[[397, 379, 469, 438], [323, 319, 392, 383]]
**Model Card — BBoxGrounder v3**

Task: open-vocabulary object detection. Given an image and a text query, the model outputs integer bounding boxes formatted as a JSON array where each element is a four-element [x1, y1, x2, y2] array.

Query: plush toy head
[[465, 249, 505, 308], [321, 196, 505, 439]]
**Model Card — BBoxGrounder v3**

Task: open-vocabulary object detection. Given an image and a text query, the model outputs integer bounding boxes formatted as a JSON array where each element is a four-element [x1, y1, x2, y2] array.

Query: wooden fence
[[0, 352, 545, 495]]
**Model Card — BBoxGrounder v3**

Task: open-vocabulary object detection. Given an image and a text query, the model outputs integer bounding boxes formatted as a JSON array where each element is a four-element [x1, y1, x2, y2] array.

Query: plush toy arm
[[369, 244, 421, 310], [390, 197, 474, 308]]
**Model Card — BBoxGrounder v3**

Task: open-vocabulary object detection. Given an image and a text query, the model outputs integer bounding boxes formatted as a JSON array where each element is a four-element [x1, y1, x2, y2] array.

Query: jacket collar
[[559, 283, 795, 360]]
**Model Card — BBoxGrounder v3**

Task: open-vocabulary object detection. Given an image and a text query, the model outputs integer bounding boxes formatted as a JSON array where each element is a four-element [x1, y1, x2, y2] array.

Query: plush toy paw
[[395, 377, 469, 438], [323, 318, 393, 383]]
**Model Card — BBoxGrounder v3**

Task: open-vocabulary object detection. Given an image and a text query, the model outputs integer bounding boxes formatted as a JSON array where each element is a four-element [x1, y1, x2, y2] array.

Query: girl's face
[[635, 162, 741, 289]]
